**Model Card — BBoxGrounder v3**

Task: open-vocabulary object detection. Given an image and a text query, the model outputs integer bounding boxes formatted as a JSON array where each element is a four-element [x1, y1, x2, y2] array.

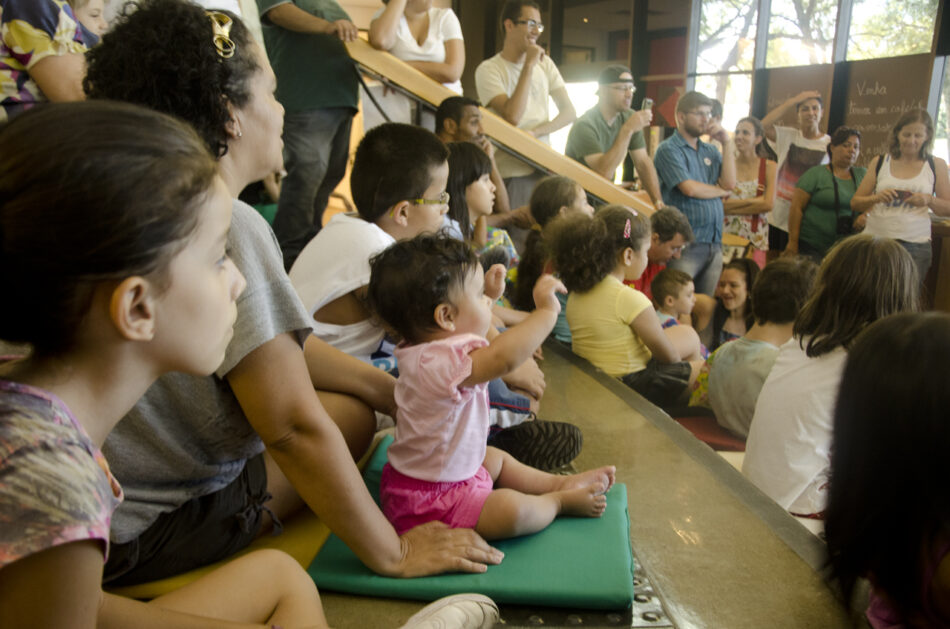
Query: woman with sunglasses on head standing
[[851, 109, 950, 281], [784, 127, 866, 261]]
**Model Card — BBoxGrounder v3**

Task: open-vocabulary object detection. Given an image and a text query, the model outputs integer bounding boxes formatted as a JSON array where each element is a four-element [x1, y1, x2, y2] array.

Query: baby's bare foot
[[558, 484, 607, 518], [557, 465, 616, 493]]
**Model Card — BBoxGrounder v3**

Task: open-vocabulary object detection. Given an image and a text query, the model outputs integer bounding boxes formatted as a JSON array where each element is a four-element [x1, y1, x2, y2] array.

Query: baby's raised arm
[[461, 275, 565, 387]]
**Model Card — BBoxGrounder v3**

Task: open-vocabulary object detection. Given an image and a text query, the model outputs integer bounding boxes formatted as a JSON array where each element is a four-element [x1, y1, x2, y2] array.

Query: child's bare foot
[[558, 484, 607, 517], [557, 465, 616, 493]]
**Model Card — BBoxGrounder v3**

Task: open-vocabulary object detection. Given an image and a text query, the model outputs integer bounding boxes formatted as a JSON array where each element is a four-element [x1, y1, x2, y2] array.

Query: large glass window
[[693, 0, 757, 129], [697, 0, 757, 74], [936, 60, 950, 163], [693, 73, 753, 132], [765, 0, 837, 68], [847, 0, 938, 61]]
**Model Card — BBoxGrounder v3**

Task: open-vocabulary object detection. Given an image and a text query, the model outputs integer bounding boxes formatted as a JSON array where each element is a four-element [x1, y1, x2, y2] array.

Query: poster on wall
[[837, 53, 933, 167]]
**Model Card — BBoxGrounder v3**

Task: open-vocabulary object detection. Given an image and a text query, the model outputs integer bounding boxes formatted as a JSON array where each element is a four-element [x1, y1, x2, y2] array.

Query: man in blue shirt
[[653, 91, 735, 296]]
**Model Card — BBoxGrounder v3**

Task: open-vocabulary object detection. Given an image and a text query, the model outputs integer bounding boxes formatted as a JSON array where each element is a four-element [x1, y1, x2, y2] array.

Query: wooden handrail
[[345, 38, 654, 215]]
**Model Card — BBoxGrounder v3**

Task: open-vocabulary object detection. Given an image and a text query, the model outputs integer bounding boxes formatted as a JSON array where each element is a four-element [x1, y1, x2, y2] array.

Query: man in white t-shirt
[[761, 90, 830, 258], [474, 0, 576, 208]]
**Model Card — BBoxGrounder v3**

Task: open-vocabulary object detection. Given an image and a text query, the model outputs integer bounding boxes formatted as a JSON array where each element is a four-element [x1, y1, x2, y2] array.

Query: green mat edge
[[307, 436, 635, 610]]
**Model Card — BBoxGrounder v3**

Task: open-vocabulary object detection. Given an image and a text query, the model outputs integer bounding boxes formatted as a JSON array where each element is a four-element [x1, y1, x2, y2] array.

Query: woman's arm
[[784, 188, 811, 255], [405, 39, 465, 84], [630, 308, 680, 363], [368, 0, 407, 50], [850, 155, 896, 211], [723, 160, 776, 215], [227, 333, 501, 578], [926, 156, 950, 217]]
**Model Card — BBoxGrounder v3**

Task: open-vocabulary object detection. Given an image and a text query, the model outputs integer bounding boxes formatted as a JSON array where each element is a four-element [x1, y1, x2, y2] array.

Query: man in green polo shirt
[[255, 0, 359, 270], [565, 65, 664, 209]]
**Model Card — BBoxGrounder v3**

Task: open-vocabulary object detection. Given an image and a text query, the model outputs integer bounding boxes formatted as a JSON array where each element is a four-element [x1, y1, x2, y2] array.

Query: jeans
[[273, 107, 354, 270], [667, 241, 723, 297], [897, 239, 932, 283]]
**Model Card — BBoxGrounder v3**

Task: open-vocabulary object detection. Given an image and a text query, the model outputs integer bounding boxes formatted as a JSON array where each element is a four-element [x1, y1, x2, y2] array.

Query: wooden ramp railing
[[345, 38, 655, 215]]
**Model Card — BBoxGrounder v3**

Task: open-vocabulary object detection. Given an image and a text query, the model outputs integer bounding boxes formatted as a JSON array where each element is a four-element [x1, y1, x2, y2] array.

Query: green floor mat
[[307, 436, 634, 609]]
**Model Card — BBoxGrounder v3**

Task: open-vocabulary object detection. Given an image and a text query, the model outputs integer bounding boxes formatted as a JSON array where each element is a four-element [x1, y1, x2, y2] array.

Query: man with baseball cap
[[565, 65, 664, 208]]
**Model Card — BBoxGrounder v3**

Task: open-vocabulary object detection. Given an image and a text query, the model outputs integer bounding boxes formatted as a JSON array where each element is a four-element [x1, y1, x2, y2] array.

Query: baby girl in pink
[[367, 234, 615, 540]]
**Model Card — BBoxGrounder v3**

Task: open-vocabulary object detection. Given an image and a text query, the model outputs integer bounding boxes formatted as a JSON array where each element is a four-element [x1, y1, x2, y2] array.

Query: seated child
[[367, 234, 615, 539], [706, 257, 818, 437], [445, 141, 519, 268], [650, 268, 709, 359], [513, 176, 594, 344], [547, 206, 704, 409]]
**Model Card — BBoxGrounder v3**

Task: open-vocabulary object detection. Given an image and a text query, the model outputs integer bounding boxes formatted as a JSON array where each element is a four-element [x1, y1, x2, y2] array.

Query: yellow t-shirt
[[566, 275, 653, 377]]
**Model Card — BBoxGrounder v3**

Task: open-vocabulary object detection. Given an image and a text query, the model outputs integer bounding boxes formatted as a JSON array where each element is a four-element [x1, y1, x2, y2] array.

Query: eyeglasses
[[514, 19, 545, 33], [410, 191, 450, 206], [206, 11, 235, 59], [609, 85, 636, 93]]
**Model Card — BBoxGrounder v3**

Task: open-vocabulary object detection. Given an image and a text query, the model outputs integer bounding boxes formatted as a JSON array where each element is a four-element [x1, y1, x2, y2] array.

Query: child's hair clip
[[623, 218, 631, 239]]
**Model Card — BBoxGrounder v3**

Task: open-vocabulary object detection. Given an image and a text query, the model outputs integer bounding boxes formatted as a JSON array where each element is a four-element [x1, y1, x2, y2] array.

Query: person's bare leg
[[149, 549, 328, 627], [317, 389, 376, 461], [475, 485, 607, 540], [482, 446, 615, 495]]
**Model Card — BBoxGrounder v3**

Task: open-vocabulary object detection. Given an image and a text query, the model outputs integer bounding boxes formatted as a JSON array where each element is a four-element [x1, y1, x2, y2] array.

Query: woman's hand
[[395, 521, 504, 577], [876, 188, 899, 205], [907, 192, 932, 208]]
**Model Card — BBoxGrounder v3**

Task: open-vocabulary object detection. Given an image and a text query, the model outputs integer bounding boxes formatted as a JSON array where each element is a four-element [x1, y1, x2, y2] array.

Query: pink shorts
[[380, 463, 494, 535]]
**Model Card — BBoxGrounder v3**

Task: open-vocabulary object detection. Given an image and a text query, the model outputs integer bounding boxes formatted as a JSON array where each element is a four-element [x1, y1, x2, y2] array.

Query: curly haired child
[[368, 234, 615, 539], [548, 205, 703, 408]]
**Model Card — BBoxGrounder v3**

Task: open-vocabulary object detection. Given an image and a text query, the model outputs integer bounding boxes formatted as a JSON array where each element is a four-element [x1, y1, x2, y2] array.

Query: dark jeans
[[274, 107, 354, 270]]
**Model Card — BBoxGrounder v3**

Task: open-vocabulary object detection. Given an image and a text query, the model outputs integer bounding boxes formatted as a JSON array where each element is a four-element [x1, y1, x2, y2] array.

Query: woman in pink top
[[367, 234, 615, 539]]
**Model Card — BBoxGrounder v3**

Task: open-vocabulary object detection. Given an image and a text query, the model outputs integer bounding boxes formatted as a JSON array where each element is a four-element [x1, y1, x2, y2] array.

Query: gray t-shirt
[[103, 200, 312, 544], [708, 337, 780, 439]]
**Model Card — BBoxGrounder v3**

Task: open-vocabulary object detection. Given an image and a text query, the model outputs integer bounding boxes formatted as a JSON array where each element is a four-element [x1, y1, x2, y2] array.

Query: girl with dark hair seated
[[708, 258, 759, 351], [826, 312, 950, 628], [0, 99, 331, 629]]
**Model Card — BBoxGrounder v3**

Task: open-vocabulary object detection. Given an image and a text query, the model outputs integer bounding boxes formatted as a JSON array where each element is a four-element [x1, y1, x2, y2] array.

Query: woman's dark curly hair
[[83, 0, 260, 159], [368, 233, 478, 344], [547, 205, 650, 294]]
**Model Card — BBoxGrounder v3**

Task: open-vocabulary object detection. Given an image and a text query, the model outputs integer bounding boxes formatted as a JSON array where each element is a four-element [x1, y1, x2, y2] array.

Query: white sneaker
[[398, 593, 499, 629]]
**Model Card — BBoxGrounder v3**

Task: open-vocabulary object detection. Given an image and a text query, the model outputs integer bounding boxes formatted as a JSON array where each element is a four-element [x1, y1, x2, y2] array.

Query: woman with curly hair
[[83, 0, 500, 591], [547, 205, 703, 408]]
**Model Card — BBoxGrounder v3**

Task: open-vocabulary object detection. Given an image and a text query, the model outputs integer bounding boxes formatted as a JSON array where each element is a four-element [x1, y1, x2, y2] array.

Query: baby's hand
[[533, 274, 567, 313], [484, 264, 506, 302]]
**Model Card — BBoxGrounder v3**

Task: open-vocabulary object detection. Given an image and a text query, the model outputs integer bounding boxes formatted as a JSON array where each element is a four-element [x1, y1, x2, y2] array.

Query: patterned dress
[[723, 159, 770, 251], [1, 0, 93, 121], [0, 379, 123, 567]]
